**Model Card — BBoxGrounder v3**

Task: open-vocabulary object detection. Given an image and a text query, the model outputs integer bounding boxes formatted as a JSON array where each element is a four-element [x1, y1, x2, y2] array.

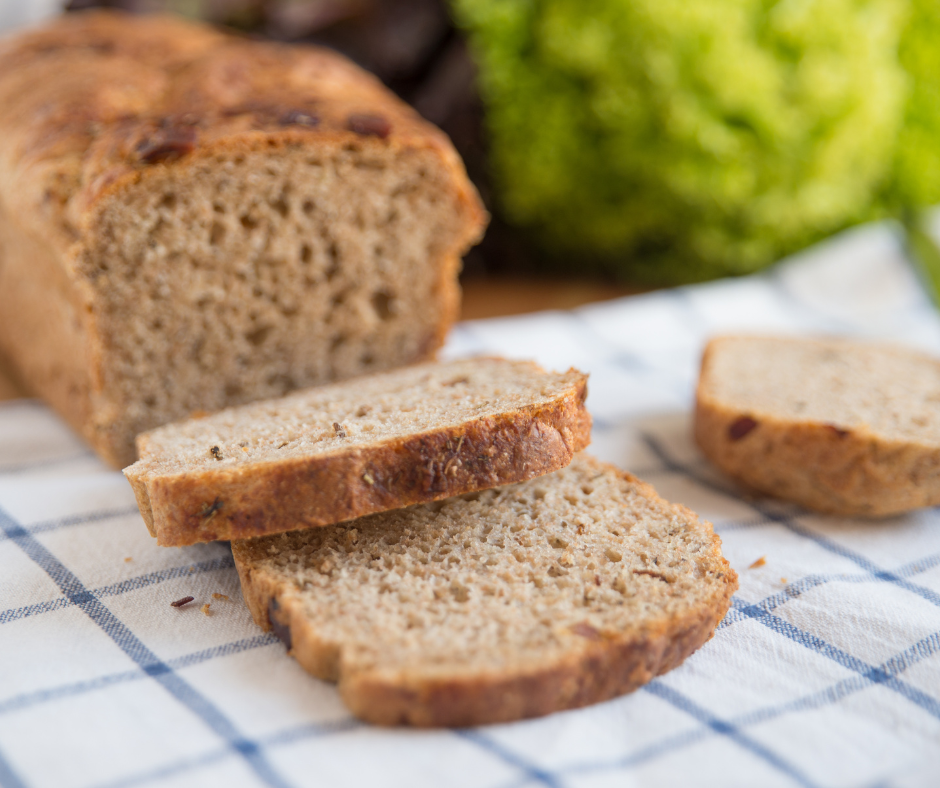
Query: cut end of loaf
[[232, 454, 737, 726], [83, 140, 481, 466]]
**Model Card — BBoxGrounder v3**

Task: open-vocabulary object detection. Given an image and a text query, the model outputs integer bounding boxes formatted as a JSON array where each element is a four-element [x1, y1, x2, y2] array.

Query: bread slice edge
[[232, 461, 737, 727], [694, 336, 940, 516], [127, 374, 591, 545]]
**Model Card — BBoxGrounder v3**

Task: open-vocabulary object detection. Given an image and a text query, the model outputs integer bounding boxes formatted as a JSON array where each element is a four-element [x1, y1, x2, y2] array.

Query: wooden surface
[[0, 278, 641, 403], [458, 276, 641, 320]]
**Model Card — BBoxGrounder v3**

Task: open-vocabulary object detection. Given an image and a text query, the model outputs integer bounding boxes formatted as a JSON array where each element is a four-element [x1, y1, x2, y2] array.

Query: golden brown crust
[[339, 603, 727, 726], [0, 11, 486, 468], [0, 11, 485, 240], [136, 375, 590, 545], [233, 461, 736, 727], [694, 338, 940, 516]]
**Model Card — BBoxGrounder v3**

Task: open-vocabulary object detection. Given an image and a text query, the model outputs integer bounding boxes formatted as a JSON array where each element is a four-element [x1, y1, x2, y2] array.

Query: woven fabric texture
[[3, 220, 940, 788]]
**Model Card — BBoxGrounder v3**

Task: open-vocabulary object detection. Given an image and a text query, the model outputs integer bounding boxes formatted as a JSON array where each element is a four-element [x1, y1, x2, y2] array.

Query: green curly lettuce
[[890, 0, 940, 209], [452, 0, 913, 283]]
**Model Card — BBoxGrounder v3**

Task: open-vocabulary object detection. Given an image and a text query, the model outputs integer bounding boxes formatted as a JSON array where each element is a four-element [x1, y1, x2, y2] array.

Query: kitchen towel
[[2, 218, 940, 788]]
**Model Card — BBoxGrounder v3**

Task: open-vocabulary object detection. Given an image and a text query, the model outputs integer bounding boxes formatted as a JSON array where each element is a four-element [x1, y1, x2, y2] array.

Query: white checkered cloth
[[3, 219, 940, 788]]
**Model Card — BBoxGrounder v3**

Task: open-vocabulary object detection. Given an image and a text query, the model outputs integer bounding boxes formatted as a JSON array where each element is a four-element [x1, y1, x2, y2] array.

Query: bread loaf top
[[0, 10, 484, 247]]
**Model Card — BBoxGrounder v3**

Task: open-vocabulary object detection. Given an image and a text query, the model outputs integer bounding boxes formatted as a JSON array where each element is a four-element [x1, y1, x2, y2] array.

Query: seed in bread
[[124, 357, 591, 546], [695, 335, 940, 516], [0, 11, 486, 468], [232, 454, 737, 727]]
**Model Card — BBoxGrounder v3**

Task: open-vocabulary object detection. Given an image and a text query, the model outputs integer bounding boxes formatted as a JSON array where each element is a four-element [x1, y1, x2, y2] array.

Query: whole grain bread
[[125, 357, 591, 546], [0, 11, 486, 468], [232, 453, 736, 727], [695, 335, 940, 516]]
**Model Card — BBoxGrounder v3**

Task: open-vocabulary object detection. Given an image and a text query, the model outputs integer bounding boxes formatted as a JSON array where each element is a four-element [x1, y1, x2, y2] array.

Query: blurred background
[[2, 0, 940, 317]]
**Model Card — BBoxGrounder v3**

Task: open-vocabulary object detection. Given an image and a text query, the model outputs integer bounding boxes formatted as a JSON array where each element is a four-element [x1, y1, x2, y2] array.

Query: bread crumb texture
[[232, 454, 736, 726], [125, 357, 590, 545], [695, 336, 940, 516], [133, 358, 585, 473]]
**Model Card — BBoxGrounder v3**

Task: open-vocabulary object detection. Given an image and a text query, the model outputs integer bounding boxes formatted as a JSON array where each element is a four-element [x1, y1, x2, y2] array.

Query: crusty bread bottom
[[233, 454, 737, 726]]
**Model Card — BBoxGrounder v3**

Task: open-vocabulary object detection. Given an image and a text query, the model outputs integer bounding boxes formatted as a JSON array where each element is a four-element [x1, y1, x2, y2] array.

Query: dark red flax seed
[[346, 113, 390, 138]]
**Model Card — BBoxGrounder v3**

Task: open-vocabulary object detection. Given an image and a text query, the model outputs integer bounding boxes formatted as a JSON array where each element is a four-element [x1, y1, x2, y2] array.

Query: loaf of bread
[[125, 357, 591, 546], [233, 454, 737, 726], [0, 11, 486, 468], [695, 335, 940, 516]]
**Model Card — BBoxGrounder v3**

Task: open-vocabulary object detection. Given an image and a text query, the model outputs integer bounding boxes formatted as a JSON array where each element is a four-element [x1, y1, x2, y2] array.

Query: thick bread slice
[[0, 12, 486, 468], [232, 454, 737, 727], [125, 358, 590, 546], [695, 335, 940, 516]]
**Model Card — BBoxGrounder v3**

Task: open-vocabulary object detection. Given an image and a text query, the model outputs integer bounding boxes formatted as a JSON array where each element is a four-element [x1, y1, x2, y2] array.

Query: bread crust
[[233, 460, 736, 727], [129, 371, 591, 546], [0, 11, 486, 468], [694, 336, 940, 516], [0, 206, 95, 440], [339, 602, 727, 726]]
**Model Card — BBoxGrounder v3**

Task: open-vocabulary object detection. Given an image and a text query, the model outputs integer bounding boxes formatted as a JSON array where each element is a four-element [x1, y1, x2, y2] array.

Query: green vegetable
[[901, 209, 940, 307], [453, 0, 936, 283], [890, 0, 940, 210]]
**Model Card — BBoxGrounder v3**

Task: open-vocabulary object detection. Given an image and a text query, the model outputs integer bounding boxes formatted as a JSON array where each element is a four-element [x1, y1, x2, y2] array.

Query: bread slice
[[0, 11, 486, 468], [125, 358, 590, 546], [232, 454, 736, 727], [695, 335, 940, 516]]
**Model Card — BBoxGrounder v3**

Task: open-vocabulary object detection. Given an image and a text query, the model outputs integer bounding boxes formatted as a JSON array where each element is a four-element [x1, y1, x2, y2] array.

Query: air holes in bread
[[272, 195, 289, 218], [246, 325, 272, 346], [210, 221, 226, 246], [372, 291, 393, 320], [326, 242, 340, 280]]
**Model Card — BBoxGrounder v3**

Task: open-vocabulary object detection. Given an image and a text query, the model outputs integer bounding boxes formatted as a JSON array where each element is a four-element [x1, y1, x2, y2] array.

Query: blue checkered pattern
[[3, 219, 940, 787]]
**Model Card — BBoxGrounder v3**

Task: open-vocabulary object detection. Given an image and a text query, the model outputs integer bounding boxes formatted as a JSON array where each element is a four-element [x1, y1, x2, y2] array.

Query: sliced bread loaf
[[232, 454, 737, 727], [695, 335, 940, 516], [125, 357, 590, 546], [0, 11, 486, 468]]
